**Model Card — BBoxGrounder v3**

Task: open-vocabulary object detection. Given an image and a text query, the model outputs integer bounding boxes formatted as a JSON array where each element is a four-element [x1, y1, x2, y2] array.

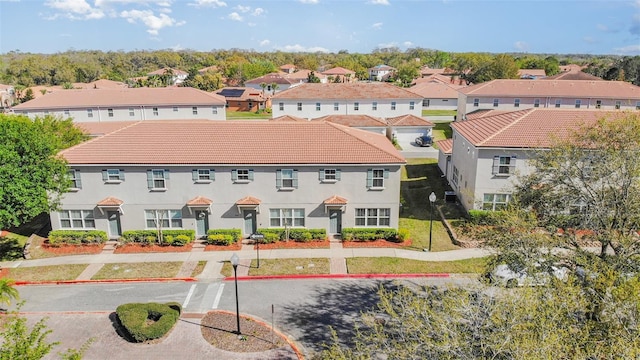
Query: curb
[[13, 277, 197, 286], [224, 273, 450, 281]]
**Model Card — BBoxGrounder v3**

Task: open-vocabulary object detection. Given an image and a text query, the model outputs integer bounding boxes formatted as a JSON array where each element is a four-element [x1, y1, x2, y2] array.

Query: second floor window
[[319, 168, 341, 182], [276, 169, 298, 189], [493, 99, 499, 107], [279, 103, 284, 111], [354, 102, 359, 111], [316, 103, 321, 111], [596, 100, 602, 109], [297, 103, 302, 111], [173, 106, 178, 112], [192, 106, 198, 115], [514, 99, 520, 108], [615, 100, 621, 109], [212, 107, 218, 114], [64, 109, 70, 116], [334, 102, 339, 111], [473, 98, 479, 107], [534, 99, 540, 107], [492, 156, 516, 176], [409, 101, 415, 110], [372, 102, 377, 111], [68, 169, 81, 189], [555, 99, 561, 108], [391, 101, 396, 110], [192, 169, 215, 182], [147, 169, 169, 190], [153, 107, 159, 116], [108, 108, 114, 117], [232, 169, 254, 182], [575, 99, 581, 108], [102, 169, 124, 182], [367, 168, 388, 189], [87, 109, 93, 118]]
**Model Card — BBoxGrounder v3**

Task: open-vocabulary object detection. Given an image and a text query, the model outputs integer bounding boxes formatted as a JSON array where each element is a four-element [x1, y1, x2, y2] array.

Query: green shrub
[[207, 234, 234, 246], [163, 235, 174, 245], [468, 210, 510, 225], [206, 229, 241, 242], [48, 230, 108, 246], [121, 230, 195, 245], [257, 228, 326, 242], [116, 302, 181, 342], [341, 228, 398, 242], [172, 235, 191, 246], [262, 232, 280, 243], [396, 228, 410, 242]]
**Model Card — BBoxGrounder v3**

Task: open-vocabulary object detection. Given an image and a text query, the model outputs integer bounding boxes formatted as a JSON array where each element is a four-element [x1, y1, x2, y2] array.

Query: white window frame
[[372, 102, 377, 111], [87, 109, 93, 118], [409, 101, 415, 110], [319, 168, 340, 183], [534, 99, 540, 108], [59, 210, 95, 229], [297, 102, 302, 111], [68, 169, 81, 190], [473, 98, 479, 107], [482, 194, 511, 211], [354, 102, 359, 111], [555, 99, 561, 108], [334, 102, 339, 111], [145, 209, 182, 229], [192, 106, 198, 115], [596, 100, 602, 109], [212, 107, 218, 114], [129, 108, 135, 116], [108, 108, 114, 117], [104, 169, 124, 183], [233, 169, 253, 182], [269, 208, 305, 227], [367, 168, 388, 189], [514, 99, 520, 108], [64, 109, 70, 116], [148, 169, 168, 190], [316, 102, 321, 111], [492, 155, 516, 176], [423, 99, 430, 107], [493, 99, 499, 107], [355, 208, 391, 227], [193, 169, 215, 183], [173, 106, 178, 112], [391, 101, 396, 110], [277, 169, 297, 189], [153, 107, 159, 116], [575, 99, 581, 108], [279, 103, 284, 111]]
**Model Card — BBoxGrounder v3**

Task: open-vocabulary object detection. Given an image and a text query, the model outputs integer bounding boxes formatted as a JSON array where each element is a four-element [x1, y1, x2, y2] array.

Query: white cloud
[[235, 5, 250, 12], [259, 39, 270, 46], [277, 44, 330, 53], [299, 0, 318, 3], [635, 0, 640, 8], [403, 41, 413, 47], [371, 22, 383, 29], [252, 7, 265, 16], [614, 44, 640, 54], [514, 41, 529, 51], [120, 9, 182, 35], [597, 23, 609, 31], [169, 44, 184, 51], [228, 12, 243, 21], [44, 0, 105, 20], [368, 0, 390, 5], [189, 0, 227, 7]]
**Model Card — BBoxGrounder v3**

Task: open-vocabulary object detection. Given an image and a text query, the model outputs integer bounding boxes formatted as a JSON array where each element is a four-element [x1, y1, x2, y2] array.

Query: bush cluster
[[256, 228, 327, 243], [120, 230, 195, 246], [206, 229, 241, 245], [341, 228, 398, 242], [468, 210, 508, 225], [116, 302, 181, 342], [48, 230, 108, 246]]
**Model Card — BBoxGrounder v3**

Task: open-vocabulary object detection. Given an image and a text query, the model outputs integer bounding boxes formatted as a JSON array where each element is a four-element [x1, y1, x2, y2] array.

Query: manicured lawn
[[347, 257, 489, 274], [432, 121, 452, 142], [422, 110, 457, 116], [0, 232, 28, 261], [5, 264, 88, 281], [226, 111, 271, 120], [92, 262, 182, 280], [220, 258, 330, 277]]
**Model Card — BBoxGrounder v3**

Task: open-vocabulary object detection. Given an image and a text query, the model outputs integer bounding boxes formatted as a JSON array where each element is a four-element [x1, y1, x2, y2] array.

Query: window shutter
[[319, 169, 324, 181], [147, 170, 153, 189], [509, 156, 517, 174], [75, 170, 82, 189], [336, 169, 341, 181], [293, 169, 299, 188], [384, 169, 390, 179], [102, 170, 108, 182], [119, 169, 125, 181], [492, 156, 500, 175], [367, 169, 373, 188], [192, 169, 198, 181], [164, 169, 170, 180], [210, 169, 215, 181], [248, 169, 254, 181], [276, 169, 282, 189], [231, 169, 238, 181]]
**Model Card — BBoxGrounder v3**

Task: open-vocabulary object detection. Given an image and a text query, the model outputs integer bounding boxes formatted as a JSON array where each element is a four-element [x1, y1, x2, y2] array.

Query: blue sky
[[0, 0, 638, 55]]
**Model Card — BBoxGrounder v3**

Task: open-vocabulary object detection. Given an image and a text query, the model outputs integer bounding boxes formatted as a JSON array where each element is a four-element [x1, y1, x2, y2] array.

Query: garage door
[[394, 128, 427, 143]]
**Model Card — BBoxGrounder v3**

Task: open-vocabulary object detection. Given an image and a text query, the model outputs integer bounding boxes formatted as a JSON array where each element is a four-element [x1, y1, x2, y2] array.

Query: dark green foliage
[[48, 230, 108, 245], [467, 210, 509, 225], [256, 228, 327, 242], [341, 228, 398, 241], [206, 228, 241, 242], [120, 230, 195, 245], [115, 302, 181, 342]]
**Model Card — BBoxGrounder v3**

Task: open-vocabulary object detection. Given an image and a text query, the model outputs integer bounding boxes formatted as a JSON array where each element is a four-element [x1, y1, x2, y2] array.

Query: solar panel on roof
[[218, 89, 245, 97]]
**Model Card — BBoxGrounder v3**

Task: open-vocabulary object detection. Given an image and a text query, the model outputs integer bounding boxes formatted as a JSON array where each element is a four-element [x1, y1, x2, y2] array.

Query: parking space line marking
[[182, 284, 196, 309], [212, 284, 224, 309]]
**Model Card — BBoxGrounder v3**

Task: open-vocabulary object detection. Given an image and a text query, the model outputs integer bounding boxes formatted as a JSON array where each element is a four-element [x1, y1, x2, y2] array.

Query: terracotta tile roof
[[283, 69, 326, 81], [187, 196, 213, 206], [215, 87, 266, 101], [244, 72, 297, 85], [269, 115, 308, 122], [419, 66, 457, 76], [60, 120, 405, 165], [76, 121, 140, 136], [460, 79, 640, 99], [518, 69, 546, 77], [13, 87, 226, 110], [322, 67, 355, 75], [236, 196, 261, 205], [147, 67, 188, 76], [280, 64, 296, 70], [386, 114, 434, 127], [452, 108, 628, 148], [71, 79, 128, 89], [97, 196, 124, 206], [436, 139, 453, 154], [312, 114, 387, 127], [463, 109, 513, 120], [544, 71, 602, 81], [323, 195, 348, 205], [272, 82, 422, 100], [412, 74, 466, 87], [409, 82, 461, 98], [369, 64, 396, 71]]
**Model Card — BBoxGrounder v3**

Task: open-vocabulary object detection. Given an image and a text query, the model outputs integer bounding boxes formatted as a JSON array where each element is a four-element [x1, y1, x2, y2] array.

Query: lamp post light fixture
[[230, 253, 241, 335], [428, 191, 436, 252]]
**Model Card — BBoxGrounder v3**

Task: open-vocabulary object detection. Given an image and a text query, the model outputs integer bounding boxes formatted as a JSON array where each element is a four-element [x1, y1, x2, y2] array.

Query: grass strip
[[91, 262, 182, 280], [220, 258, 330, 277], [347, 257, 489, 274], [6, 264, 88, 281]]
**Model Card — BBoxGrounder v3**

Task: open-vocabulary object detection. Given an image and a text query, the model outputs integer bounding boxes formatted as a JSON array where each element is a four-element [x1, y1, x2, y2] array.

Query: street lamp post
[[230, 253, 241, 335], [428, 192, 436, 252]]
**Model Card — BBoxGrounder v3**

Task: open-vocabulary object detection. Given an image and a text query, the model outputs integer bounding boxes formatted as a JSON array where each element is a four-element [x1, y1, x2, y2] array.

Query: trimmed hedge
[[116, 302, 181, 342], [206, 229, 241, 243], [256, 228, 327, 243], [207, 234, 234, 246], [120, 230, 195, 246], [48, 230, 108, 246], [341, 228, 398, 242]]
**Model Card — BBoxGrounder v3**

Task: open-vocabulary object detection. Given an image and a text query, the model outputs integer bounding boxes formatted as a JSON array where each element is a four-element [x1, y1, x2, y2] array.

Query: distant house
[[215, 87, 268, 112], [321, 67, 356, 83], [0, 84, 15, 110], [457, 79, 640, 119], [386, 114, 434, 144], [244, 72, 301, 95], [271, 82, 423, 119], [54, 120, 405, 238], [147, 68, 189, 85], [283, 69, 328, 84], [369, 65, 396, 81], [517, 69, 546, 79], [279, 64, 297, 74], [409, 82, 461, 111], [12, 87, 226, 122]]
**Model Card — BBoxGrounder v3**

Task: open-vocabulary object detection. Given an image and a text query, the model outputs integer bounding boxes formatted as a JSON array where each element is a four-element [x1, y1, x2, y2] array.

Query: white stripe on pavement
[[182, 284, 196, 308], [212, 283, 224, 309]]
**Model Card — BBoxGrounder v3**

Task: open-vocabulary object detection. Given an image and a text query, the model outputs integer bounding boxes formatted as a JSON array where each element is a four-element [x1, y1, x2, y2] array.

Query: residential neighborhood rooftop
[[59, 120, 405, 165], [409, 81, 462, 99], [386, 114, 435, 127], [459, 79, 640, 98], [312, 114, 388, 127], [272, 82, 422, 100]]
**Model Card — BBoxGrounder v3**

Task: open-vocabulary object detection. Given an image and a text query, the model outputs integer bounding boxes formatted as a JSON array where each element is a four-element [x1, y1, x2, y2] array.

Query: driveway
[[398, 138, 438, 159]]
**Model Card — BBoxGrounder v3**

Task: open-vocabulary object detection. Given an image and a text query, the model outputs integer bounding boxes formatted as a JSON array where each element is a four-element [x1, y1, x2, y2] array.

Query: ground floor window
[[270, 208, 305, 227], [59, 210, 95, 229], [145, 210, 182, 228], [482, 194, 511, 211], [355, 208, 390, 226]]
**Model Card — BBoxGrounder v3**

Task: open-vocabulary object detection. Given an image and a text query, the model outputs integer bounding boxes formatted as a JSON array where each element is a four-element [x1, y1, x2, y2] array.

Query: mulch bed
[[204, 243, 243, 251], [0, 268, 10, 278], [247, 240, 330, 250], [114, 243, 194, 254], [200, 311, 288, 353], [41, 242, 104, 255], [342, 238, 412, 248]]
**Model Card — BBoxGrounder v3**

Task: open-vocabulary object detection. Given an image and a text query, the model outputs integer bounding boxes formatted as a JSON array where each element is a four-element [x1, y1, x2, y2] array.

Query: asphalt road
[[15, 277, 477, 354]]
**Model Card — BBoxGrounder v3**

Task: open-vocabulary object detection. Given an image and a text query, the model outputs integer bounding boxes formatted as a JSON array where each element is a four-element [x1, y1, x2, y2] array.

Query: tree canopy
[[0, 114, 87, 229]]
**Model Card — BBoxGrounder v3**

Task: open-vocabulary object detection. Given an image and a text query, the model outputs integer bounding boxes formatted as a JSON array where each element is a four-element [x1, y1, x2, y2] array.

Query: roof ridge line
[[467, 79, 494, 94], [477, 109, 533, 146], [326, 122, 405, 163]]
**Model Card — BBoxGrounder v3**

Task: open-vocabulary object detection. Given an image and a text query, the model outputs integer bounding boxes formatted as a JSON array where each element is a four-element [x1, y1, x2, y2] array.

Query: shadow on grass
[[279, 280, 401, 354], [0, 237, 25, 261]]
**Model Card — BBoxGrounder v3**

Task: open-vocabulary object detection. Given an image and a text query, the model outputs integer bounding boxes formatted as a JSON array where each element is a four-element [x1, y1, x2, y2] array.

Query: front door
[[243, 210, 257, 236], [196, 210, 209, 238], [107, 211, 122, 238], [329, 209, 342, 234]]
